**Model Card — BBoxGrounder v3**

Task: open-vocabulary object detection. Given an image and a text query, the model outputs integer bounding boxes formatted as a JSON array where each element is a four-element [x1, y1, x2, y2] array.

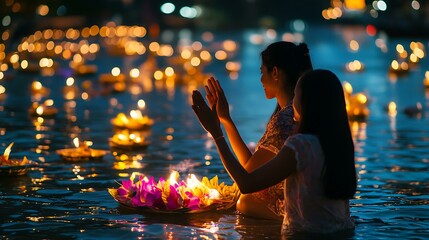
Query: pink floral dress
[[253, 103, 295, 216]]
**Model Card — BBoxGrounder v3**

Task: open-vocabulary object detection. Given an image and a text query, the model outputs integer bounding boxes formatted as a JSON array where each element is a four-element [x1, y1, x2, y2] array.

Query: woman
[[203, 41, 313, 220], [192, 69, 357, 234]]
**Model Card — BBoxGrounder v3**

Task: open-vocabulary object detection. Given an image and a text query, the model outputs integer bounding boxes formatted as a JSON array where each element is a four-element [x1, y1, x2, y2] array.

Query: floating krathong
[[56, 137, 108, 161], [389, 60, 409, 76], [31, 81, 50, 97], [0, 142, 36, 176], [109, 130, 150, 150], [99, 67, 126, 83], [0, 85, 6, 102], [111, 110, 154, 130], [72, 64, 98, 76], [29, 99, 58, 117], [343, 81, 370, 121], [108, 171, 241, 213]]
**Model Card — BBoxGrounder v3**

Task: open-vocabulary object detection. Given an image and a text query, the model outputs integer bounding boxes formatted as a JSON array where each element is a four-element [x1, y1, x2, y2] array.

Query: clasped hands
[[192, 77, 229, 139]]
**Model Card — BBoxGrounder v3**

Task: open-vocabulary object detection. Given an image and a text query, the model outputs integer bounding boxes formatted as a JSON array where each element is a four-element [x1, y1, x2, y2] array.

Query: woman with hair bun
[[203, 41, 313, 220]]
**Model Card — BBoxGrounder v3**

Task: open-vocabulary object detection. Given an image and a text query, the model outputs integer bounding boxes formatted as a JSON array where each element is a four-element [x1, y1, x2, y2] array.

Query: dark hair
[[297, 69, 357, 199], [261, 41, 313, 114]]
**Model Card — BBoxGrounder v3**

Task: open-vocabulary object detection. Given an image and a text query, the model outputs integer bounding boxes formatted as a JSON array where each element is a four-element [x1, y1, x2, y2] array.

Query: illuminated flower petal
[[166, 185, 181, 209], [185, 192, 200, 210]]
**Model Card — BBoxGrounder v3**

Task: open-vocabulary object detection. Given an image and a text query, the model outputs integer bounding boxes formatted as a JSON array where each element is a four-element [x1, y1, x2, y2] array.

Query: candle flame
[[73, 137, 80, 148], [130, 110, 142, 119], [3, 142, 14, 160], [388, 101, 397, 116], [356, 93, 367, 104], [186, 174, 201, 189], [169, 171, 179, 185], [118, 113, 129, 124], [36, 106, 44, 115]]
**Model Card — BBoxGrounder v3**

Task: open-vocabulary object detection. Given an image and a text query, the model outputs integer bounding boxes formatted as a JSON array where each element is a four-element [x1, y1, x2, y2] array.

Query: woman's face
[[292, 79, 302, 122], [260, 64, 276, 99]]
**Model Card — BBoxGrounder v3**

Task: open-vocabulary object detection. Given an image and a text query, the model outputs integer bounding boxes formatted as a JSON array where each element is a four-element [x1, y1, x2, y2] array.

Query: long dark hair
[[260, 41, 313, 115], [297, 69, 357, 199]]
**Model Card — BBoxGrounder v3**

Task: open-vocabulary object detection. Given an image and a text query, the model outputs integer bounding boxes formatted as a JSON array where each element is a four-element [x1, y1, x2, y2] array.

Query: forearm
[[213, 137, 254, 193], [221, 118, 252, 166]]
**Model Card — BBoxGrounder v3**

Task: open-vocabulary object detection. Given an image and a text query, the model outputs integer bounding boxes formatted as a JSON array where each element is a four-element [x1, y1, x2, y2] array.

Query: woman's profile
[[203, 41, 313, 220]]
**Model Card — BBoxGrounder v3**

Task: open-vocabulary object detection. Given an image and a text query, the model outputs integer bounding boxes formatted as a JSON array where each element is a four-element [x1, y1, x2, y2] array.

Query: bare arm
[[214, 136, 297, 194], [205, 77, 252, 165], [192, 90, 296, 193]]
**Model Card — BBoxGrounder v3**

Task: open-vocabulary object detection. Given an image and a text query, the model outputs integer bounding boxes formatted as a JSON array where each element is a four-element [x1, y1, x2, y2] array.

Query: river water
[[0, 25, 428, 239]]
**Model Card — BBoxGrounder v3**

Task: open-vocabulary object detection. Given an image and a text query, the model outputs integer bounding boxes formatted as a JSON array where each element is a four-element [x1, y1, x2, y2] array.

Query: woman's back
[[282, 133, 355, 234]]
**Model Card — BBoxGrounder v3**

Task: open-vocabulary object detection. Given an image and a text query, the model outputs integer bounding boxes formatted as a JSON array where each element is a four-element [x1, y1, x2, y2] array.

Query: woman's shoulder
[[270, 105, 294, 128], [285, 134, 323, 171], [287, 133, 318, 142], [285, 134, 322, 156]]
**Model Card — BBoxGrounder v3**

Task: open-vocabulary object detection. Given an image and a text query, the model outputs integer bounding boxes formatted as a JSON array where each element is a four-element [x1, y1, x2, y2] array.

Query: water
[[1, 25, 429, 239]]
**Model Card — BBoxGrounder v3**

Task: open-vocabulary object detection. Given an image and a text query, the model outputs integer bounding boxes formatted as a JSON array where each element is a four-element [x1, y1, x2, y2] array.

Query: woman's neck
[[277, 93, 293, 109]]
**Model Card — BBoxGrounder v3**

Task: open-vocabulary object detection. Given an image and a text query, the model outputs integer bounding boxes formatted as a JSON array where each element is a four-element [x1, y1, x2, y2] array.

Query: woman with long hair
[[192, 69, 357, 234]]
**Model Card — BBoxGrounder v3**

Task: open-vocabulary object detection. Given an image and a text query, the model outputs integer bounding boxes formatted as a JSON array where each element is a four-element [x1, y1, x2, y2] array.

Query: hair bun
[[297, 43, 309, 55]]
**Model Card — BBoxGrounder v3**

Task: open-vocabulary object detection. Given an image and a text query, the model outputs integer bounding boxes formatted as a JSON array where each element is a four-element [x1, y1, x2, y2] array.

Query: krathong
[[29, 99, 58, 117], [109, 130, 150, 150], [0, 85, 6, 102], [111, 110, 154, 130], [56, 137, 108, 161], [108, 171, 241, 213], [0, 142, 37, 176]]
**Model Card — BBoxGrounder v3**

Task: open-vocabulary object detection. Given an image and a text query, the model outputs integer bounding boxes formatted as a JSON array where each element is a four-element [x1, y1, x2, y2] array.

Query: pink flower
[[184, 191, 200, 210], [117, 179, 136, 202], [166, 185, 182, 210]]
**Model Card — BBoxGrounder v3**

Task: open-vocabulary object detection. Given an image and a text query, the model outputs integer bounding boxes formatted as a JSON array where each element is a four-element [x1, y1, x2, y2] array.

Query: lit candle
[[0, 85, 6, 102], [347, 93, 370, 121], [99, 67, 126, 83], [63, 77, 79, 100], [345, 60, 364, 72], [111, 110, 154, 130], [29, 99, 58, 117], [110, 130, 150, 149], [389, 60, 409, 75], [31, 81, 50, 96], [56, 137, 108, 161], [0, 142, 34, 176]]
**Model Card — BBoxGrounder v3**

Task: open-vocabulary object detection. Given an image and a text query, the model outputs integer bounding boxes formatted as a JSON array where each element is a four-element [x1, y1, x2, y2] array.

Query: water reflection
[[1, 24, 429, 239]]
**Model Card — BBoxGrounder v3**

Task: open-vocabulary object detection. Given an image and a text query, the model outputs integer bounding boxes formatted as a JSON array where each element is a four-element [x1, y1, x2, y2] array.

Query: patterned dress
[[252, 103, 295, 217]]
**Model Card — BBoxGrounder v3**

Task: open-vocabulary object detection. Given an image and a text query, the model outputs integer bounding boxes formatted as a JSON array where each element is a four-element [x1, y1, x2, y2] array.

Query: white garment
[[281, 133, 355, 234]]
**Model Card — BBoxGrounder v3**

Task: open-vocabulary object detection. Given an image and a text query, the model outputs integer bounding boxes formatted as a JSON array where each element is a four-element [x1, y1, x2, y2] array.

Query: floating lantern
[[0, 142, 36, 176], [29, 99, 58, 117], [343, 82, 370, 121], [386, 101, 397, 117], [31, 81, 50, 96], [73, 64, 98, 76], [108, 171, 241, 213], [56, 137, 108, 161], [19, 60, 40, 73], [63, 77, 80, 100], [347, 92, 370, 121], [109, 130, 150, 150], [345, 60, 364, 72], [99, 67, 126, 83], [111, 110, 154, 130], [0, 85, 6, 101], [389, 60, 409, 75]]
